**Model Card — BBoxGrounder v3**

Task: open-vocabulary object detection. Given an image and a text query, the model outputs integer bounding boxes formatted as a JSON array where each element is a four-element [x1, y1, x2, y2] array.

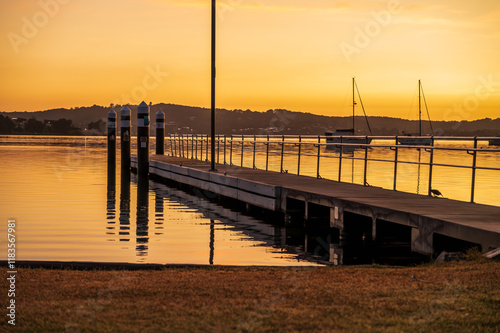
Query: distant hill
[[2, 103, 499, 136]]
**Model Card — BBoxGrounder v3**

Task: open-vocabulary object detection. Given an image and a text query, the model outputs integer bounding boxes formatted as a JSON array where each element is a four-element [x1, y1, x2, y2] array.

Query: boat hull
[[489, 139, 500, 146], [397, 137, 432, 146]]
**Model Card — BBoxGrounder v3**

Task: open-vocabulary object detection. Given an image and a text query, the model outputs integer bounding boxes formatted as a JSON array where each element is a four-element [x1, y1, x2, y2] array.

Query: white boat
[[325, 78, 373, 147], [398, 80, 434, 146]]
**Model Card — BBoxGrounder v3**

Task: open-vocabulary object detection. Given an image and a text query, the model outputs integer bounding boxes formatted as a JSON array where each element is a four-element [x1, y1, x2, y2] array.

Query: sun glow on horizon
[[0, 0, 499, 121]]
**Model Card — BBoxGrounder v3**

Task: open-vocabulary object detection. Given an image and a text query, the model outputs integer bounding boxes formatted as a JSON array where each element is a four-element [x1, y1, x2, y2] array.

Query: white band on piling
[[138, 119, 145, 127], [121, 120, 131, 128], [156, 122, 164, 129], [108, 122, 116, 128]]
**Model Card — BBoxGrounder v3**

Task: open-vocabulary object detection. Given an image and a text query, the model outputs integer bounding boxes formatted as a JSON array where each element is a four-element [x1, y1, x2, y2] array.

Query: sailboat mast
[[352, 77, 355, 131], [418, 79, 422, 136]]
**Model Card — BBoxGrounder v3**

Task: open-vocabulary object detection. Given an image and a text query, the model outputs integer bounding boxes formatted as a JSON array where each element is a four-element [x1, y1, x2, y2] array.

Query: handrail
[[166, 134, 500, 204]]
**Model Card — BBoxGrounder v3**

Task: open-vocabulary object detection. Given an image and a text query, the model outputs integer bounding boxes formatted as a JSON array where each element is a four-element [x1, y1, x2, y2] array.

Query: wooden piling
[[137, 101, 150, 178], [156, 110, 165, 155], [107, 109, 117, 180], [120, 106, 131, 175]]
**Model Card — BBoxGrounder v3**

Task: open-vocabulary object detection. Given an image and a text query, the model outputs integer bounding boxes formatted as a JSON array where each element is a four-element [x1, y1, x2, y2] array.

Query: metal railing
[[166, 134, 500, 205]]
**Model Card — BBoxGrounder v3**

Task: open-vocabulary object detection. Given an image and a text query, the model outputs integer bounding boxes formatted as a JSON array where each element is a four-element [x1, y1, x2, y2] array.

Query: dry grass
[[1, 260, 499, 332]]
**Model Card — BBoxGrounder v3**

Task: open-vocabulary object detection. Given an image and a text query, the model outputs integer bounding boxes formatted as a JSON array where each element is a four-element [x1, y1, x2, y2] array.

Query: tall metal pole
[[210, 0, 216, 171], [418, 79, 422, 136], [352, 77, 355, 131]]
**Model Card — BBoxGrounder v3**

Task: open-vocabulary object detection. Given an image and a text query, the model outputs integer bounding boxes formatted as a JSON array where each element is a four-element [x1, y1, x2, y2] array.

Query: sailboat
[[397, 80, 434, 145], [325, 77, 373, 146], [488, 137, 500, 146]]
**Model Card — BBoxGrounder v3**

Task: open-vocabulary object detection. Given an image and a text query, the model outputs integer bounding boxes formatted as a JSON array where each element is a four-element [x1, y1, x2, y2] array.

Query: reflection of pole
[[156, 110, 165, 155], [136, 174, 149, 258], [154, 188, 164, 235], [107, 109, 117, 230], [121, 106, 131, 176], [137, 101, 150, 179], [106, 171, 116, 233], [119, 171, 131, 241], [209, 219, 215, 265]]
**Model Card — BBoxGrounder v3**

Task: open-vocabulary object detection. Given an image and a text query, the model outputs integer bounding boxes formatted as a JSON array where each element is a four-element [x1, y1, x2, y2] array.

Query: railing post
[[393, 137, 399, 191], [265, 135, 269, 171], [338, 136, 343, 182], [297, 135, 302, 176], [280, 135, 285, 173], [427, 137, 435, 196], [363, 136, 369, 186], [190, 134, 193, 159], [316, 135, 321, 178], [155, 110, 165, 155], [240, 135, 244, 167], [206, 134, 209, 162], [229, 135, 233, 165], [217, 135, 220, 164], [194, 134, 198, 160], [181, 134, 185, 158], [253, 135, 256, 169], [223, 135, 227, 164], [169, 134, 174, 156], [173, 134, 177, 157], [471, 136, 478, 203]]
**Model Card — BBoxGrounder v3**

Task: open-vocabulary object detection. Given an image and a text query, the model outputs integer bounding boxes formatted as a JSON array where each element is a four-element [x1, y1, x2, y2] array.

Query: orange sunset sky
[[1, 0, 499, 121]]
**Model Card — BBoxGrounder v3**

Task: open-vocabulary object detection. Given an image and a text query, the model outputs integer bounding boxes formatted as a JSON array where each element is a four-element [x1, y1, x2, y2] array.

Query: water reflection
[[136, 174, 149, 259], [153, 186, 164, 236], [106, 168, 116, 236], [209, 219, 215, 265], [119, 172, 131, 241]]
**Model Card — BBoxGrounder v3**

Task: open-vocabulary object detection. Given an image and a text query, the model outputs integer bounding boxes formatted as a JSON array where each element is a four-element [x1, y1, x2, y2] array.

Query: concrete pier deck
[[132, 155, 500, 256]]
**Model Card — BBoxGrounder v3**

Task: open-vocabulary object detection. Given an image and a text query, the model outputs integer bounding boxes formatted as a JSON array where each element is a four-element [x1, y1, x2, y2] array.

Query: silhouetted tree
[[0, 115, 15, 134], [25, 118, 45, 134], [87, 119, 106, 133], [51, 118, 74, 134]]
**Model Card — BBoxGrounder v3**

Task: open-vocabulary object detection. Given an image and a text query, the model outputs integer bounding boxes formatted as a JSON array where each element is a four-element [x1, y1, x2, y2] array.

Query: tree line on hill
[[0, 115, 82, 135], [1, 104, 499, 137]]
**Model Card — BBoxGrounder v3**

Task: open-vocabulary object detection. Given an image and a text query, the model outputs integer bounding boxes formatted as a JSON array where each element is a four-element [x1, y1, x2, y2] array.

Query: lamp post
[[210, 0, 216, 171]]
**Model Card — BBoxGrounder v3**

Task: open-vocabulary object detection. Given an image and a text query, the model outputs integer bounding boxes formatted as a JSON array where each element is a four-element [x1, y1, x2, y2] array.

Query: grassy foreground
[[1, 260, 499, 332]]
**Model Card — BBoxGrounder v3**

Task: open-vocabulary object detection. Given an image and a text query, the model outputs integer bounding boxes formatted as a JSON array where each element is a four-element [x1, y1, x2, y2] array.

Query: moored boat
[[325, 78, 373, 148], [397, 80, 434, 146]]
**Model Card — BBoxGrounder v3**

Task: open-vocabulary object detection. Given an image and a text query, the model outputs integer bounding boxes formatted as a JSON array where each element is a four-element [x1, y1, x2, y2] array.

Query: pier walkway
[[132, 155, 500, 256]]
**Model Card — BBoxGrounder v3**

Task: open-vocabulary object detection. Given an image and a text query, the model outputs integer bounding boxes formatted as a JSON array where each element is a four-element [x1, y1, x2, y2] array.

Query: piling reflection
[[154, 186, 164, 236], [106, 168, 116, 236], [119, 172, 131, 241], [209, 219, 215, 265], [136, 174, 149, 259]]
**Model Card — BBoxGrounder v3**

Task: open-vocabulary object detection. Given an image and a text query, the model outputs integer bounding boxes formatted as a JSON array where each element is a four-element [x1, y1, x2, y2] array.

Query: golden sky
[[1, 0, 499, 120]]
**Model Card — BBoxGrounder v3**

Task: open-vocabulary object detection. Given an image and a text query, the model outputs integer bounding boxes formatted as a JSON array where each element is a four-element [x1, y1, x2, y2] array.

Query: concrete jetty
[[131, 155, 500, 256]]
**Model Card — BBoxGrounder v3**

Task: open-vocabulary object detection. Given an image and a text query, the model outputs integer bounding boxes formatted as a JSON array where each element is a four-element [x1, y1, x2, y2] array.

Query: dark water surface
[[0, 136, 323, 265]]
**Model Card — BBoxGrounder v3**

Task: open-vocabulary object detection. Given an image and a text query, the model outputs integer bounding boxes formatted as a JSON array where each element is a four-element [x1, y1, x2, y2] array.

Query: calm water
[[0, 136, 325, 266], [1, 136, 498, 266]]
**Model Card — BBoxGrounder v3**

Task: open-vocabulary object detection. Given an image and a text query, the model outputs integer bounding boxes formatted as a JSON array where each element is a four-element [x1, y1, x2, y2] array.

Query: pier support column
[[120, 106, 131, 177], [330, 206, 344, 230], [137, 101, 150, 179], [411, 228, 434, 256], [156, 110, 165, 155]]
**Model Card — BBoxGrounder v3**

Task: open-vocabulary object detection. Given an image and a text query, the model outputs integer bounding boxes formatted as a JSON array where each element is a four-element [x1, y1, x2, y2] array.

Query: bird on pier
[[430, 189, 443, 197]]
